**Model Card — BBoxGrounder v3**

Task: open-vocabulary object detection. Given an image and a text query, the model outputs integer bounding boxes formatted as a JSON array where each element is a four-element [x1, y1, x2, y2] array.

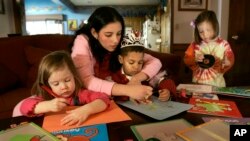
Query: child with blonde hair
[[13, 50, 110, 126]]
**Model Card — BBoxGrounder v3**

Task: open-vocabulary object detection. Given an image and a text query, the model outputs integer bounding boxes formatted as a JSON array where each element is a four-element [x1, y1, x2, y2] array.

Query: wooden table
[[1, 95, 250, 141]]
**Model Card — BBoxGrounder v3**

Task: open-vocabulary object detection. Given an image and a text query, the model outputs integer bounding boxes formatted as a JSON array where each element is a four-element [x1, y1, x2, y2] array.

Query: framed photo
[[179, 0, 208, 11], [67, 19, 78, 31], [0, 0, 5, 14]]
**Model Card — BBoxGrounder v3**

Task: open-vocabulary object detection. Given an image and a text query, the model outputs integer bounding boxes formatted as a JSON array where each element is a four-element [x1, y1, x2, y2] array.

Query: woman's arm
[[71, 35, 154, 98], [71, 35, 115, 95]]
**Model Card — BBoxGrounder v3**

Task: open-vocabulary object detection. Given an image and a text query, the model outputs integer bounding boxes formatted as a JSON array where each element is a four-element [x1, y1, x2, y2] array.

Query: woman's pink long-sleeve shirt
[[71, 35, 162, 95]]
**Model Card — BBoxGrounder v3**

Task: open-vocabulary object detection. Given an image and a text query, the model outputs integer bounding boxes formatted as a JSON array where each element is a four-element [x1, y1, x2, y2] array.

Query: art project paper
[[43, 101, 131, 132], [117, 96, 193, 120]]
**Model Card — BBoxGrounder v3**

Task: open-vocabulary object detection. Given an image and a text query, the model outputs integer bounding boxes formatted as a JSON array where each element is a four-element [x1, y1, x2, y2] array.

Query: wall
[[0, 0, 15, 37], [173, 0, 229, 44], [25, 0, 90, 35]]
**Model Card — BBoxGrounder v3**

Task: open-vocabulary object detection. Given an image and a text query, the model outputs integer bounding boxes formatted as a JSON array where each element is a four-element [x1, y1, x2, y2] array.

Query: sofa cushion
[[24, 46, 51, 87], [0, 64, 20, 94]]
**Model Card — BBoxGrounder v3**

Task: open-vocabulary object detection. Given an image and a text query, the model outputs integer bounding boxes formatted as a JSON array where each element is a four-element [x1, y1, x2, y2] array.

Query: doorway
[[225, 0, 250, 86]]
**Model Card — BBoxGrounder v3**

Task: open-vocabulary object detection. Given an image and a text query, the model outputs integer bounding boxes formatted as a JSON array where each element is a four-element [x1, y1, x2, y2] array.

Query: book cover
[[177, 84, 213, 93], [188, 98, 242, 118], [117, 96, 193, 120], [0, 122, 59, 141], [176, 119, 229, 141], [192, 92, 219, 100], [52, 124, 109, 141], [43, 100, 131, 132], [213, 86, 250, 98], [131, 119, 193, 141], [202, 117, 250, 125]]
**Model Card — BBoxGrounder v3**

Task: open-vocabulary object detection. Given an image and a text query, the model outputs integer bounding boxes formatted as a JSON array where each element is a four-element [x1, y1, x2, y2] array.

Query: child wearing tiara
[[111, 31, 177, 102], [184, 10, 235, 87]]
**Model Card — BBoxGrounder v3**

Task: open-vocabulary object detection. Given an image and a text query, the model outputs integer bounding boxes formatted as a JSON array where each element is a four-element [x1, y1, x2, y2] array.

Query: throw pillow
[[24, 46, 51, 87], [0, 64, 20, 93]]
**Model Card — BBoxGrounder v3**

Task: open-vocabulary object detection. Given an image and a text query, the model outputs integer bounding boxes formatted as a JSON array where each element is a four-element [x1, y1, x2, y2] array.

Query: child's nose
[[60, 83, 68, 89]]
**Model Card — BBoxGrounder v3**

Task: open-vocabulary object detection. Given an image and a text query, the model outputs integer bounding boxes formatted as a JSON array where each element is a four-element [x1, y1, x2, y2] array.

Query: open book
[[131, 119, 192, 141], [176, 119, 229, 141]]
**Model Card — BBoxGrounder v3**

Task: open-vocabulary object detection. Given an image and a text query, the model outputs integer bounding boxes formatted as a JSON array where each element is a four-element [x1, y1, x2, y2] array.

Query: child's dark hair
[[120, 46, 145, 56], [194, 10, 219, 44], [31, 50, 83, 100]]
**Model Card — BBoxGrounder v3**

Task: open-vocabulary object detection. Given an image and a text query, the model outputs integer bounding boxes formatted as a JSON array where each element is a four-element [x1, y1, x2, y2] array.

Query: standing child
[[13, 51, 110, 126], [111, 32, 177, 102], [184, 10, 234, 87]]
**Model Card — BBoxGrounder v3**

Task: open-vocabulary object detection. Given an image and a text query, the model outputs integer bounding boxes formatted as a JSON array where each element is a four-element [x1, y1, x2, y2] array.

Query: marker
[[39, 83, 60, 98], [39, 84, 69, 105]]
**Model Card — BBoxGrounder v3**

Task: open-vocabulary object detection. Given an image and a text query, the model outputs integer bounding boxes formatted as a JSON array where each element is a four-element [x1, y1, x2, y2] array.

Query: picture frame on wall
[[178, 0, 208, 11], [0, 0, 5, 14], [68, 19, 78, 31]]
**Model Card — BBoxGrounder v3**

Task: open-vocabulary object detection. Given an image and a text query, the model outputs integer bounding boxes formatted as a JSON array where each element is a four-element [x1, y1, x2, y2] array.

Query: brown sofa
[[0, 34, 181, 119]]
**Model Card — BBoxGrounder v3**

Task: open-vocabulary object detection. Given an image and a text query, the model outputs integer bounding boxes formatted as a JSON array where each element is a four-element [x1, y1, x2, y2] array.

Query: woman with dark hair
[[70, 6, 162, 101]]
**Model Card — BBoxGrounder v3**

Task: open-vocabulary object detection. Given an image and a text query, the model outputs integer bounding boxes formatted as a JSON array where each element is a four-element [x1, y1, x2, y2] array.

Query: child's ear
[[118, 55, 123, 64]]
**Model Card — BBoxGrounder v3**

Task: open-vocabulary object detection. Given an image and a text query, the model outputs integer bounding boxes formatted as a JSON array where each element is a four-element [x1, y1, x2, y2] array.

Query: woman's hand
[[126, 85, 153, 100], [158, 89, 171, 102]]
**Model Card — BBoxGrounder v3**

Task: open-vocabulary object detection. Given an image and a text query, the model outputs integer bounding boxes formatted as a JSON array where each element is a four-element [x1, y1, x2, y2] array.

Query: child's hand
[[61, 107, 90, 126], [213, 56, 222, 72], [49, 98, 68, 112], [158, 89, 171, 102], [195, 53, 204, 62]]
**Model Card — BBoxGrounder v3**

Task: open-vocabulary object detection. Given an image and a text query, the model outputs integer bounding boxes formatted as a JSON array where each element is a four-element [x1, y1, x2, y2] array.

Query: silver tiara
[[121, 31, 144, 48]]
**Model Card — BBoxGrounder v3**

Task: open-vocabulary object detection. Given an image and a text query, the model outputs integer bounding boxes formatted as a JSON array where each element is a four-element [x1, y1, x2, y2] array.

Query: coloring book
[[188, 98, 242, 118], [213, 86, 250, 98], [0, 122, 59, 141], [52, 124, 109, 141], [176, 119, 229, 141]]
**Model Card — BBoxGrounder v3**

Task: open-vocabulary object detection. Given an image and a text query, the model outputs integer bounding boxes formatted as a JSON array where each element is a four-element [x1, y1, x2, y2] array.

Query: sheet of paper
[[116, 96, 193, 120], [42, 101, 131, 132]]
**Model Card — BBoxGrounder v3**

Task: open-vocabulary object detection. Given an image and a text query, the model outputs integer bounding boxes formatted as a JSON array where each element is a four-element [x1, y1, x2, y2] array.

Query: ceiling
[[59, 0, 162, 16], [69, 0, 160, 6]]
